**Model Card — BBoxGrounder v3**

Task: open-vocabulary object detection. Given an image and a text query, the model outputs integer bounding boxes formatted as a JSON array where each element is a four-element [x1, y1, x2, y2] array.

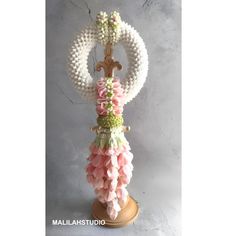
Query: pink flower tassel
[[86, 77, 134, 220], [86, 144, 133, 219]]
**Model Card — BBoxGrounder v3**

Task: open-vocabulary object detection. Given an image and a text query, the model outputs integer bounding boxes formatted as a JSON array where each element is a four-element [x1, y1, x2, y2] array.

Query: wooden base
[[92, 196, 139, 228]]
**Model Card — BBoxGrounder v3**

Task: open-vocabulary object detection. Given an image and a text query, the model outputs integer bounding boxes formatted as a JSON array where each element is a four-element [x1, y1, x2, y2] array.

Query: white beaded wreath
[[68, 21, 148, 104]]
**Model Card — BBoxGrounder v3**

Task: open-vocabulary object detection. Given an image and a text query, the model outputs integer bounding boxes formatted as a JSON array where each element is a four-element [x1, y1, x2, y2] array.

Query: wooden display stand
[[91, 43, 140, 227], [92, 196, 139, 228]]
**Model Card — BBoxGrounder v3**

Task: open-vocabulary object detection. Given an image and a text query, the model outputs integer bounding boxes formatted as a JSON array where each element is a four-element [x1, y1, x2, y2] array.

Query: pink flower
[[93, 167, 105, 178], [91, 155, 104, 168], [93, 178, 104, 189], [86, 163, 95, 175], [106, 190, 116, 202], [106, 207, 118, 220], [106, 199, 121, 220], [96, 102, 108, 116], [107, 166, 119, 180], [95, 77, 125, 116], [123, 151, 133, 163], [117, 154, 125, 167], [97, 88, 106, 98], [105, 148, 116, 156], [118, 175, 130, 185], [109, 179, 118, 191], [116, 187, 128, 201], [113, 106, 123, 115]]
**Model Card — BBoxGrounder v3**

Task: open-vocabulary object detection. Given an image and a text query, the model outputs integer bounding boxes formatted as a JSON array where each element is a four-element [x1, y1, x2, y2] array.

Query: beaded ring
[[68, 12, 148, 103]]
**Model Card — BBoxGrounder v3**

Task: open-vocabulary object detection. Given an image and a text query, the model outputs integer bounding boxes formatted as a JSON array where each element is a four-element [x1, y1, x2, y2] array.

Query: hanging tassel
[[86, 76, 133, 220]]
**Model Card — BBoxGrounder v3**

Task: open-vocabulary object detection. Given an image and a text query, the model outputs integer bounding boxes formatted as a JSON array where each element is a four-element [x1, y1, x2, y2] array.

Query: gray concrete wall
[[46, 0, 181, 235]]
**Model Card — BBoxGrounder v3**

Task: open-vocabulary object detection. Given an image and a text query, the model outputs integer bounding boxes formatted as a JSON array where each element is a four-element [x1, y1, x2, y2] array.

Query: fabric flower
[[96, 77, 125, 117]]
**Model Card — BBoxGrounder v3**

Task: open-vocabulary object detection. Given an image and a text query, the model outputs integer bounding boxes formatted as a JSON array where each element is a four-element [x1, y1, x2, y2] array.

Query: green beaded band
[[97, 113, 124, 128]]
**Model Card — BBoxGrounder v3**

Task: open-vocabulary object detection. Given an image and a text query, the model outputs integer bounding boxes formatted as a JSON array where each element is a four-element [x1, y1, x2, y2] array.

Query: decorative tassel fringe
[[86, 127, 133, 220]]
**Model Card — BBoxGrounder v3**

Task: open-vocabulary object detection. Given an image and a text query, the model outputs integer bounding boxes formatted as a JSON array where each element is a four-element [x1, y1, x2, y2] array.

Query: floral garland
[[68, 11, 148, 221], [96, 77, 124, 116], [86, 76, 134, 220], [96, 76, 125, 128], [68, 13, 148, 103]]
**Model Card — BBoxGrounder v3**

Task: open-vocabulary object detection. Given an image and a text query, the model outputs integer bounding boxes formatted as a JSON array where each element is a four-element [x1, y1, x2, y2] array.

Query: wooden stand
[[96, 43, 122, 77], [91, 43, 140, 227], [92, 196, 139, 228]]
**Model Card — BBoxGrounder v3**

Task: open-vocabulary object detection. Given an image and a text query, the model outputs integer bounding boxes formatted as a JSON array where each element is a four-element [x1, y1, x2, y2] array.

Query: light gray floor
[[46, 0, 181, 235]]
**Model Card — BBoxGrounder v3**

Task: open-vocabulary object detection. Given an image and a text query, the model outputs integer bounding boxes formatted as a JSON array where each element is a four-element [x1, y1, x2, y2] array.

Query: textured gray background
[[46, 0, 181, 235]]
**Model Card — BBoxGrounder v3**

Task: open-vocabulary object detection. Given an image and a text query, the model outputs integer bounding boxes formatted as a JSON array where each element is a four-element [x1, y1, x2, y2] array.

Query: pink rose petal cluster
[[86, 143, 133, 220], [96, 77, 125, 116]]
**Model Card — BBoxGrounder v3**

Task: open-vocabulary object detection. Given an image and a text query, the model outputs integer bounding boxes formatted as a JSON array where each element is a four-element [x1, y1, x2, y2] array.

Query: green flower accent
[[106, 103, 113, 110], [106, 91, 113, 98], [106, 77, 113, 83], [97, 113, 124, 128], [109, 23, 119, 30]]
